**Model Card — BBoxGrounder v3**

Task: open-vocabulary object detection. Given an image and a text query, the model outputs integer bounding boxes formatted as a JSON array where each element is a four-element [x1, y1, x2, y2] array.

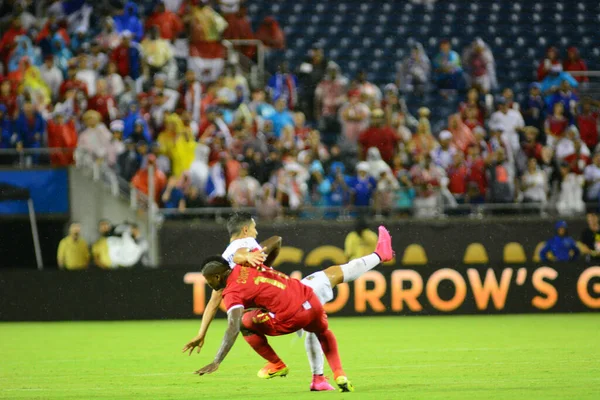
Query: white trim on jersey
[[221, 237, 261, 268]]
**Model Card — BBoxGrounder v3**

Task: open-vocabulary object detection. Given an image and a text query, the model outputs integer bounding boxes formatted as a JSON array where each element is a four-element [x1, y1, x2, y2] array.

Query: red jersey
[[222, 265, 313, 322]]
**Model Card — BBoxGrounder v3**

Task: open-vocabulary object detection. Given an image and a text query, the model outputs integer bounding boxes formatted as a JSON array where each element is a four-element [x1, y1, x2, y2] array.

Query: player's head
[[227, 212, 257, 239], [201, 256, 231, 290]]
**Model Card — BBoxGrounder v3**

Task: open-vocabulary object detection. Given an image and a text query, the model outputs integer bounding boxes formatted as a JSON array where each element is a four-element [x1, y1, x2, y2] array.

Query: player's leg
[[305, 333, 335, 391], [324, 225, 393, 287], [241, 311, 289, 379]]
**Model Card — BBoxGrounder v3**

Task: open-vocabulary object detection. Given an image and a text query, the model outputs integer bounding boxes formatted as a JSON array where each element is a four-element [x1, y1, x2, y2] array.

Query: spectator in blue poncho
[[14, 102, 46, 164], [0, 104, 15, 149], [267, 97, 294, 138], [540, 220, 580, 262], [541, 64, 578, 104], [8, 36, 40, 72], [113, 2, 144, 42], [123, 103, 152, 142], [50, 33, 72, 76]]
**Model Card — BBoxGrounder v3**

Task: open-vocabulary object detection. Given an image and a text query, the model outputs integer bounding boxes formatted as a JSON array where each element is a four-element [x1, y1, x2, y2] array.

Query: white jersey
[[221, 237, 261, 268]]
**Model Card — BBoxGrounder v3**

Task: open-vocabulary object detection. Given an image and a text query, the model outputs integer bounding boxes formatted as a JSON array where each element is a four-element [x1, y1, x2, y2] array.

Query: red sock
[[243, 334, 282, 364], [316, 329, 345, 378]]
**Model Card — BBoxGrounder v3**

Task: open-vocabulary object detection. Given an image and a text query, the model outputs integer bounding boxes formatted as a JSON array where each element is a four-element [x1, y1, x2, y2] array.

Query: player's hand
[[195, 362, 220, 376], [182, 335, 205, 356], [246, 247, 267, 267]]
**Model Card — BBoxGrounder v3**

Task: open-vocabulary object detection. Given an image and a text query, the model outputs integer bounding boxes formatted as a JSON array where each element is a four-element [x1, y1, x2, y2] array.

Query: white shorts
[[301, 271, 334, 305]]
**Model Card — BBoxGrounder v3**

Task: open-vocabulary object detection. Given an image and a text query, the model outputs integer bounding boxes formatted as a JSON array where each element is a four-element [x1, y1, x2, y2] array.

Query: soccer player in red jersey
[[190, 226, 394, 392]]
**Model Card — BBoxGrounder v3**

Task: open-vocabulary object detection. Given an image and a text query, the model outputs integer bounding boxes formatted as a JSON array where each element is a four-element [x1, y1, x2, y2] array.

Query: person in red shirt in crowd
[[0, 17, 26, 65], [521, 126, 545, 164], [0, 79, 18, 118], [87, 79, 117, 126], [465, 143, 488, 200], [47, 106, 77, 166], [563, 47, 588, 83], [145, 3, 183, 41], [577, 98, 600, 150], [447, 152, 469, 202], [448, 113, 475, 153], [131, 154, 167, 203], [463, 106, 482, 131], [358, 109, 398, 164], [255, 16, 286, 52], [59, 66, 88, 100], [537, 46, 561, 81], [222, 5, 255, 59], [544, 102, 569, 146], [556, 126, 591, 174], [110, 31, 142, 80], [36, 15, 70, 48], [458, 87, 485, 125]]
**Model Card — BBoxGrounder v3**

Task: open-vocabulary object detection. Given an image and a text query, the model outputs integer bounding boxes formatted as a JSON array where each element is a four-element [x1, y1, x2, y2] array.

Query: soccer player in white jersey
[[182, 212, 335, 391]]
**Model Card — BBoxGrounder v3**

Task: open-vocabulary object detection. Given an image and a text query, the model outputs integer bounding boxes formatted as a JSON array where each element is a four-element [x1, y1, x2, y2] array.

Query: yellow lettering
[[254, 277, 286, 290]]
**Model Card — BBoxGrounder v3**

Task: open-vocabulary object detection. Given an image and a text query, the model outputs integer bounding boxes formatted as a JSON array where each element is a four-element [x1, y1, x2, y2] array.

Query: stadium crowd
[[0, 0, 599, 218]]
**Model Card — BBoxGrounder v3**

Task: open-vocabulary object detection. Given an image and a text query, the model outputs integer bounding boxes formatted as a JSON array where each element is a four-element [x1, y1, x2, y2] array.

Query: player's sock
[[244, 333, 282, 364], [304, 332, 324, 375], [341, 253, 381, 283], [316, 329, 345, 379]]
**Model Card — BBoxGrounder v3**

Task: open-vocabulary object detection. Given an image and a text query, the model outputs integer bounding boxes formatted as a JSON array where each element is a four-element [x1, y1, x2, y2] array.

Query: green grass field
[[1, 315, 599, 399]]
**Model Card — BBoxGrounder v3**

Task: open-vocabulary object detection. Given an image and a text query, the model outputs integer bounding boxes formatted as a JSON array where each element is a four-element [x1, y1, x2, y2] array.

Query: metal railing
[[222, 39, 266, 88]]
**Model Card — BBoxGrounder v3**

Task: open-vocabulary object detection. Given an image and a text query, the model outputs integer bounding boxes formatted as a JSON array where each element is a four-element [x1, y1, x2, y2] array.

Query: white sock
[[305, 332, 324, 375], [341, 253, 381, 283]]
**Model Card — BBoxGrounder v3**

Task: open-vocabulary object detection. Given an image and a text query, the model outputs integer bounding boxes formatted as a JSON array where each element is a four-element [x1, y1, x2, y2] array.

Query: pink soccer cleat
[[375, 225, 394, 262], [310, 375, 335, 391]]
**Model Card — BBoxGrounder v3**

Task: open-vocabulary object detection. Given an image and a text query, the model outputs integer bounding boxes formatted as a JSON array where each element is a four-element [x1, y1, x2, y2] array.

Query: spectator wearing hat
[[145, 2, 183, 40], [113, 2, 145, 42], [39, 55, 63, 101], [489, 96, 524, 160], [315, 61, 348, 146], [141, 26, 174, 76], [116, 138, 141, 182], [107, 120, 126, 167], [433, 39, 463, 92], [539, 221, 580, 262], [577, 98, 600, 150], [397, 42, 431, 95], [47, 106, 77, 166], [110, 30, 142, 80], [563, 47, 588, 83], [267, 62, 298, 110], [544, 102, 569, 147], [358, 108, 398, 164], [431, 130, 457, 170], [339, 88, 370, 149], [131, 154, 167, 203], [521, 83, 546, 141], [123, 102, 152, 142], [537, 47, 562, 82], [171, 124, 197, 178]]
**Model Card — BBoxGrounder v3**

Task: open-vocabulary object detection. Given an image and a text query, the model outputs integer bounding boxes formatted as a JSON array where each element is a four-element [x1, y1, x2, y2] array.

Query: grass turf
[[0, 315, 599, 400]]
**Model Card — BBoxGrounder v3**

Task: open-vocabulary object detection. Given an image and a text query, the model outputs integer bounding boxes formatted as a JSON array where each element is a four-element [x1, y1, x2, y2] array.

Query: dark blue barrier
[[0, 169, 69, 214]]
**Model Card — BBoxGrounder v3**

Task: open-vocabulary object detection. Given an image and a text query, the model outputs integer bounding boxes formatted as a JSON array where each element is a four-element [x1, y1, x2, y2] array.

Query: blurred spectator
[[397, 42, 430, 95], [110, 30, 142, 80], [0, 18, 26, 63], [0, 104, 15, 160], [547, 80, 579, 121], [162, 176, 186, 211], [520, 127, 545, 164], [171, 126, 196, 178], [131, 154, 167, 203], [88, 79, 117, 125], [563, 47, 588, 83], [344, 218, 378, 261], [14, 102, 46, 162], [431, 130, 457, 170], [540, 65, 578, 105], [577, 98, 600, 150], [489, 97, 524, 160], [502, 88, 519, 111], [584, 152, 600, 204], [465, 143, 488, 201], [0, 80, 18, 118], [267, 62, 298, 110], [579, 213, 600, 259], [8, 36, 40, 73], [315, 61, 347, 146], [459, 87, 485, 125], [222, 3, 255, 59], [297, 45, 327, 122], [348, 162, 377, 211], [92, 219, 113, 269], [339, 89, 369, 150], [520, 158, 547, 204], [521, 83, 546, 141], [76, 110, 111, 163], [116, 138, 141, 182], [327, 161, 350, 210], [307, 161, 331, 207], [557, 161, 585, 215], [254, 15, 286, 65], [433, 39, 462, 91], [448, 113, 475, 153], [96, 17, 121, 50], [556, 126, 590, 173], [409, 109, 438, 155], [145, 2, 183, 40], [354, 70, 381, 109], [47, 107, 77, 166], [394, 169, 416, 211], [39, 56, 63, 101], [228, 163, 260, 207], [256, 183, 282, 220], [276, 163, 307, 211], [544, 102, 569, 147], [141, 26, 174, 76], [267, 98, 294, 138], [106, 62, 125, 97], [447, 152, 469, 203], [179, 70, 202, 124], [358, 109, 397, 164], [487, 148, 515, 203], [539, 221, 580, 262], [187, 1, 228, 83], [537, 46, 561, 81], [113, 2, 144, 42], [410, 153, 444, 217], [107, 120, 126, 167], [57, 222, 90, 270], [462, 38, 497, 93]]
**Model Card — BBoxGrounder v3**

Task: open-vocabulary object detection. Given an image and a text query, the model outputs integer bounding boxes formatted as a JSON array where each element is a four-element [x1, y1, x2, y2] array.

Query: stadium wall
[[1, 264, 598, 321]]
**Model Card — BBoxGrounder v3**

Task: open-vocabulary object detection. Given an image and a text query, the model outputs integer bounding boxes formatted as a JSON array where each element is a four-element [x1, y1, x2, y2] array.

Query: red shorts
[[242, 292, 328, 337]]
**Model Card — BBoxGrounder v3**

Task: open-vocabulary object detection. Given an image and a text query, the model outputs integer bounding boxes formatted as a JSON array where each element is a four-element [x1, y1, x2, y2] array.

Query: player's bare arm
[[194, 306, 244, 376], [232, 247, 267, 267], [182, 288, 223, 356], [260, 236, 282, 267]]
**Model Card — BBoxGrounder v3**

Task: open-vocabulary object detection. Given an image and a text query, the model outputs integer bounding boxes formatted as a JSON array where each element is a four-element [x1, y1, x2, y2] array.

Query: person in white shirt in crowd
[[107, 120, 126, 167], [488, 96, 524, 161], [228, 163, 261, 208], [39, 55, 63, 102], [338, 89, 370, 150], [431, 130, 457, 170], [558, 161, 585, 215], [106, 62, 125, 97], [462, 38, 497, 94], [397, 42, 431, 95], [520, 158, 547, 205], [584, 152, 600, 204], [75, 54, 98, 97], [76, 110, 112, 164], [555, 125, 590, 163]]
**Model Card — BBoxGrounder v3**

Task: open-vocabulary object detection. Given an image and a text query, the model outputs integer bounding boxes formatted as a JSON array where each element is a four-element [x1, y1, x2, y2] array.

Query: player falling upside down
[[191, 225, 394, 392], [183, 212, 336, 391]]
